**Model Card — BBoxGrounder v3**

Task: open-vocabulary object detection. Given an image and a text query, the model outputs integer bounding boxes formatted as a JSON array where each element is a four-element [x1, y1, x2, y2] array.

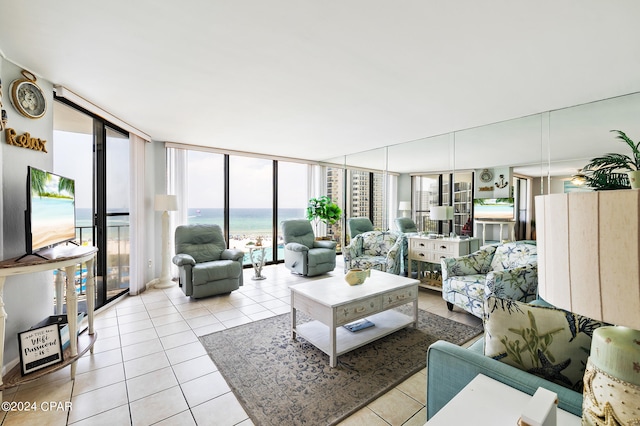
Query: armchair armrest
[[221, 248, 244, 262], [441, 245, 497, 280], [485, 262, 538, 302], [313, 240, 337, 250], [426, 340, 583, 419], [173, 253, 196, 267], [285, 242, 309, 252], [384, 238, 403, 275]]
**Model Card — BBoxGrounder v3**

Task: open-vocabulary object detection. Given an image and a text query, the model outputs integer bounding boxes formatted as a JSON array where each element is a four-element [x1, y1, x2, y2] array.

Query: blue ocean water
[[188, 208, 306, 236]]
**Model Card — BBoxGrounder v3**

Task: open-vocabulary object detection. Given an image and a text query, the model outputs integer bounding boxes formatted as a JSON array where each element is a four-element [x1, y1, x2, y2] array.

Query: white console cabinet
[[408, 236, 480, 291]]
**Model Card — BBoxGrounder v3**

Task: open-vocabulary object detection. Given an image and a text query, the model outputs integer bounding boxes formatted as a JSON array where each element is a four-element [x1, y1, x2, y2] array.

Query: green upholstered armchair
[[172, 224, 244, 298], [281, 219, 337, 276], [395, 217, 418, 233], [346, 217, 374, 239]]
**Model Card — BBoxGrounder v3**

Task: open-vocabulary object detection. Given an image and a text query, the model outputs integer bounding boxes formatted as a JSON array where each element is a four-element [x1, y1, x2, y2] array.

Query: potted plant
[[582, 130, 640, 190], [306, 196, 342, 239]]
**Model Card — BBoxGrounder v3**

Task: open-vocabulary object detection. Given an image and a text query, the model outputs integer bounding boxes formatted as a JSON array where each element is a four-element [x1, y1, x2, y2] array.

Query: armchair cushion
[[441, 241, 537, 318], [483, 296, 609, 393], [347, 217, 374, 239]]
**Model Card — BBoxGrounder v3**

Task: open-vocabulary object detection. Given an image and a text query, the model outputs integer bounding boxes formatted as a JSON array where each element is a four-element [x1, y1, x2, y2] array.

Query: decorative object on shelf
[[478, 185, 493, 192], [479, 168, 493, 183], [4, 128, 47, 152], [344, 268, 370, 285], [18, 324, 63, 375], [535, 190, 640, 426], [9, 70, 47, 119], [154, 194, 178, 289], [306, 195, 342, 238], [398, 201, 411, 218], [581, 130, 640, 190]]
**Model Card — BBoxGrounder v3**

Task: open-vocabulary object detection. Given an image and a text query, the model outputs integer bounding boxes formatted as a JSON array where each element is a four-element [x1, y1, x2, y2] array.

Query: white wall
[[1, 58, 58, 367]]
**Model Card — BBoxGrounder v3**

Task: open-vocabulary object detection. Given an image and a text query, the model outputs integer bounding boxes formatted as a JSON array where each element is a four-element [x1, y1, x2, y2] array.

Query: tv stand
[[15, 252, 49, 262], [0, 245, 98, 399]]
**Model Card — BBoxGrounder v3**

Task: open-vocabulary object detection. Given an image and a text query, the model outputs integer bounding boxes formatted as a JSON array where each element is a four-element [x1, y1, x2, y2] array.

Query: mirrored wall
[[322, 91, 640, 238]]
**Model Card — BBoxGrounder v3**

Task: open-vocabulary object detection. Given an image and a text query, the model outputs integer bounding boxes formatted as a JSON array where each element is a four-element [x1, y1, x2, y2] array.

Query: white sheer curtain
[[128, 134, 148, 295], [167, 147, 188, 278]]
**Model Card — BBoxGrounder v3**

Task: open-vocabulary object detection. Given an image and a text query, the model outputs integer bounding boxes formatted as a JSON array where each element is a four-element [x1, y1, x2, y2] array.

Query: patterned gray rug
[[199, 307, 482, 426]]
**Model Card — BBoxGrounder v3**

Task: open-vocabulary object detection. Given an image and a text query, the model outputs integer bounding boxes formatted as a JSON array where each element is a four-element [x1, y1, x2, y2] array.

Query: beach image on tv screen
[[473, 198, 514, 219], [30, 169, 75, 251]]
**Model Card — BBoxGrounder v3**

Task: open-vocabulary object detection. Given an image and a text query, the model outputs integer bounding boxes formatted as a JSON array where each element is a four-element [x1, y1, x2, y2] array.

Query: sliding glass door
[[53, 99, 130, 310]]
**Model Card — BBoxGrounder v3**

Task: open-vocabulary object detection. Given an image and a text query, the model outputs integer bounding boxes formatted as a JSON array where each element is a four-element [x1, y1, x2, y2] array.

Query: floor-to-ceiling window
[[170, 147, 312, 265], [185, 150, 225, 228], [229, 156, 274, 264], [277, 161, 309, 259], [53, 99, 130, 309]]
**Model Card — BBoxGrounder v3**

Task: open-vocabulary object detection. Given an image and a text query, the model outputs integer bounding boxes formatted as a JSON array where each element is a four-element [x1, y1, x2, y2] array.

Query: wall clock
[[479, 169, 493, 183], [10, 70, 46, 119]]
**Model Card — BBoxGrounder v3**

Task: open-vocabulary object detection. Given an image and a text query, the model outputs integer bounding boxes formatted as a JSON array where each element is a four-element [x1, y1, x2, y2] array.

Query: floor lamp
[[154, 194, 178, 289]]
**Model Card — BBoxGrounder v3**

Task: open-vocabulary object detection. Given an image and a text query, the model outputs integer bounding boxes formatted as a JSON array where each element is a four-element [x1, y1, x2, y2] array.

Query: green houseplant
[[582, 130, 640, 190], [306, 196, 342, 238]]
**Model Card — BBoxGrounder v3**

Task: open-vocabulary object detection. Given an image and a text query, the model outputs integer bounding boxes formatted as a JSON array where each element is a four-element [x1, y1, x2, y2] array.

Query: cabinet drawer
[[383, 286, 417, 308], [410, 249, 431, 262], [433, 242, 456, 255], [411, 239, 435, 251], [336, 297, 382, 325]]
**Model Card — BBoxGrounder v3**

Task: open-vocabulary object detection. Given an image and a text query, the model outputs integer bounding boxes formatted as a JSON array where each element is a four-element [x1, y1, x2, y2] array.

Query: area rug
[[199, 307, 482, 426]]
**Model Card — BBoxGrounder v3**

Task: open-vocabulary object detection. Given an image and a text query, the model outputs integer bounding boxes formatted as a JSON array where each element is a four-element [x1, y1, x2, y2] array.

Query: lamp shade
[[429, 206, 454, 221], [535, 190, 640, 329], [398, 201, 411, 211], [155, 194, 178, 212]]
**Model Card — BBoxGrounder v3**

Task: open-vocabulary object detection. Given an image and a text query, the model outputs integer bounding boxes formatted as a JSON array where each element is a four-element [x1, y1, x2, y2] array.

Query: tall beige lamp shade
[[155, 194, 178, 289], [535, 190, 640, 425]]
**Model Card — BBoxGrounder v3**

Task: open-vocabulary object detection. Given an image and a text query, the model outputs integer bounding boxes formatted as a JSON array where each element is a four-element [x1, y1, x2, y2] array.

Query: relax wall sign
[[4, 128, 47, 152]]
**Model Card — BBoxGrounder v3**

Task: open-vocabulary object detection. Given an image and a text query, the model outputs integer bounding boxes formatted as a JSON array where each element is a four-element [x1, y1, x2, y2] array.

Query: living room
[[1, 1, 640, 425]]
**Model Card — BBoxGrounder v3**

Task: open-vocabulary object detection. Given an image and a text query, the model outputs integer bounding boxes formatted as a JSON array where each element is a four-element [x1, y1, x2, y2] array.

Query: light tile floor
[[0, 263, 482, 426]]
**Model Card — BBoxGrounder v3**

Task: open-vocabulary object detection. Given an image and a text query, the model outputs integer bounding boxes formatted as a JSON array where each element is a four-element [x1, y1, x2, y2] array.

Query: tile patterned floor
[[0, 263, 482, 426]]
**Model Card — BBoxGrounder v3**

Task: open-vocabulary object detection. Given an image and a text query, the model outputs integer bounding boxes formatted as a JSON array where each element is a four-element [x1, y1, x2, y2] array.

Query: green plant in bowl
[[582, 130, 640, 190]]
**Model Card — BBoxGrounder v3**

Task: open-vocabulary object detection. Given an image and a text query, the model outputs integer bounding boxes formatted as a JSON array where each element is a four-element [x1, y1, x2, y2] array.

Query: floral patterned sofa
[[343, 230, 403, 275], [440, 241, 538, 318]]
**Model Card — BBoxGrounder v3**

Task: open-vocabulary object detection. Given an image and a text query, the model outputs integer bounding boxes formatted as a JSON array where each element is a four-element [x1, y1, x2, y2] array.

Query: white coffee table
[[290, 269, 419, 367]]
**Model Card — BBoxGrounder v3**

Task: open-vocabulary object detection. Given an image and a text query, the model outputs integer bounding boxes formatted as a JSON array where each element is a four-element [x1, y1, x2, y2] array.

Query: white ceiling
[[1, 1, 640, 166]]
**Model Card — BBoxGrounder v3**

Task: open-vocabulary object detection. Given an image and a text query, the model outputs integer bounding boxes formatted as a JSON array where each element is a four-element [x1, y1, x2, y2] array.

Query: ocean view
[[76, 207, 307, 264]]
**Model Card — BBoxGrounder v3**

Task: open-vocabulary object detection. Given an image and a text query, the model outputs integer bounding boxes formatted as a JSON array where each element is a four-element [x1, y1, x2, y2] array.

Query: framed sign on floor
[[18, 324, 63, 375]]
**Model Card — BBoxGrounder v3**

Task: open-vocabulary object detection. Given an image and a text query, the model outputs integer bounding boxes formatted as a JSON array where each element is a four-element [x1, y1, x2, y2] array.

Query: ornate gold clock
[[10, 70, 46, 119]]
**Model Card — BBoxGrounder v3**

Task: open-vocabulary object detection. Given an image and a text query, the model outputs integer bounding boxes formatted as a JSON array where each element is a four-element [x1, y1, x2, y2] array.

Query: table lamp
[[430, 206, 454, 236], [535, 190, 640, 425], [154, 194, 178, 289], [398, 201, 411, 218]]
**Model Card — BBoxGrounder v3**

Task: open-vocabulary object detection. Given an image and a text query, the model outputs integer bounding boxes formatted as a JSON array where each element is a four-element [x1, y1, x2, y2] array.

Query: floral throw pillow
[[483, 296, 608, 393]]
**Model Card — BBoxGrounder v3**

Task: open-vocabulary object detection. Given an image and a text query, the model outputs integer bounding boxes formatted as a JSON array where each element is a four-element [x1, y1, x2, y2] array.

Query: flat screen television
[[24, 166, 76, 258], [473, 197, 515, 220]]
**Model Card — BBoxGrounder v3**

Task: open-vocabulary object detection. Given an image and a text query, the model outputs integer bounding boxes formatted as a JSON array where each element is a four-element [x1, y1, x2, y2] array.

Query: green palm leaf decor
[[582, 130, 640, 190]]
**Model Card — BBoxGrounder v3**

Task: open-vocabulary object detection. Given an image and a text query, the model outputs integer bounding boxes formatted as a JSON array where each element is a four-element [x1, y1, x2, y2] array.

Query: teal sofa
[[426, 339, 583, 420]]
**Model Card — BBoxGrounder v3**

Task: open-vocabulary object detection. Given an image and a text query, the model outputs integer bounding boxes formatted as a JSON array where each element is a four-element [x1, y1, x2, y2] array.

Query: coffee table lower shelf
[[294, 309, 415, 364]]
